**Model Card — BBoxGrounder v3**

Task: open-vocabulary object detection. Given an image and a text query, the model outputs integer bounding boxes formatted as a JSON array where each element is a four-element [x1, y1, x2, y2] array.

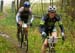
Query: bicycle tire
[[24, 34, 28, 53], [20, 28, 24, 48], [48, 37, 56, 53]]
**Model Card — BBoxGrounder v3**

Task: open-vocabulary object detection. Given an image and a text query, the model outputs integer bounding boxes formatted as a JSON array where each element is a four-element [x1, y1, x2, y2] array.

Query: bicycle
[[20, 23, 28, 53], [47, 36, 61, 53]]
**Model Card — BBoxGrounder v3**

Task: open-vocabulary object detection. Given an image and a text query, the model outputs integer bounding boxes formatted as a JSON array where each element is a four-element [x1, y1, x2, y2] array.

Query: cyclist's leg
[[23, 23, 29, 41], [25, 27, 28, 40], [51, 27, 57, 47], [41, 30, 48, 53], [23, 23, 29, 51], [42, 38, 48, 53], [17, 23, 22, 42], [51, 32, 57, 38], [51, 27, 57, 38]]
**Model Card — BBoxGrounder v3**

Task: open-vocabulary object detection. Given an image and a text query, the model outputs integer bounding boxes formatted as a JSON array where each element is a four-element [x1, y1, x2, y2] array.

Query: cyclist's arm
[[57, 16, 64, 35], [29, 8, 34, 24], [57, 15, 65, 40], [16, 12, 21, 23], [30, 15, 34, 23], [39, 16, 45, 33], [16, 7, 24, 23]]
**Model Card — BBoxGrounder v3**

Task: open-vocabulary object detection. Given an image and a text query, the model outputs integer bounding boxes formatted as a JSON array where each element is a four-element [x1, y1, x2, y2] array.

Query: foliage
[[0, 2, 75, 53]]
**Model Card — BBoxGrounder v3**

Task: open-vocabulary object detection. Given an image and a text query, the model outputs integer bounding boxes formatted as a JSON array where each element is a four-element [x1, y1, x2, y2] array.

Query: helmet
[[24, 1, 30, 8], [48, 6, 57, 12]]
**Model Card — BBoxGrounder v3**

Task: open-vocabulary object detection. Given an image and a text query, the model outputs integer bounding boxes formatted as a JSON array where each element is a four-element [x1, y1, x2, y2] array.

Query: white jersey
[[16, 7, 34, 23]]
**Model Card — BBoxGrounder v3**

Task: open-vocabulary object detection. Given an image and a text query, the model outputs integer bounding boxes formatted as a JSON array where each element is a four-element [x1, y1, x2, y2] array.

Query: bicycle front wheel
[[23, 32, 28, 53]]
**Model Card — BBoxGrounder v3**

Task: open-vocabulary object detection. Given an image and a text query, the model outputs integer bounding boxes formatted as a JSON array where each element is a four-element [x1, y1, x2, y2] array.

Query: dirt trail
[[0, 10, 26, 53], [0, 32, 26, 53]]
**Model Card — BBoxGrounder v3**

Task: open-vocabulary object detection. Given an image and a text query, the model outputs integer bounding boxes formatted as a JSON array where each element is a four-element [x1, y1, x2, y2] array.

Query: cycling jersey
[[16, 7, 34, 23], [40, 13, 64, 34]]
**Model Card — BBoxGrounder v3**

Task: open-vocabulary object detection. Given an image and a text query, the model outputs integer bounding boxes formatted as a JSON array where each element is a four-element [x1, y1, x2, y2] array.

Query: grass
[[0, 36, 17, 53], [0, 3, 75, 53]]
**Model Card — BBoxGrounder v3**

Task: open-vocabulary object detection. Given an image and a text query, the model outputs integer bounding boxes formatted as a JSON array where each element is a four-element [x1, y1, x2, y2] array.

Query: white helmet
[[48, 6, 57, 12]]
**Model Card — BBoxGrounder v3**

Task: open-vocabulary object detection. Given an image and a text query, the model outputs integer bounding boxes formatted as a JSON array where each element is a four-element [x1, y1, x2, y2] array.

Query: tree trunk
[[0, 0, 3, 12], [16, 0, 19, 13], [11, 1, 15, 12]]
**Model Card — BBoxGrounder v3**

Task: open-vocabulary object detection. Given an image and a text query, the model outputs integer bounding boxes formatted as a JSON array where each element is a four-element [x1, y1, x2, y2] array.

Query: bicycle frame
[[20, 23, 28, 53], [47, 36, 61, 53]]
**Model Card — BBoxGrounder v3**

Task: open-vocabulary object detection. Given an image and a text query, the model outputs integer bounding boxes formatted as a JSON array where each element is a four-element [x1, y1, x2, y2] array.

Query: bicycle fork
[[48, 37, 56, 53], [25, 30, 28, 52]]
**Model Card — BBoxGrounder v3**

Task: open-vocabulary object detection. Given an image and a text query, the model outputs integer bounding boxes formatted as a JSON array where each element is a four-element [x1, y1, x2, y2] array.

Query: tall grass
[[0, 3, 75, 53]]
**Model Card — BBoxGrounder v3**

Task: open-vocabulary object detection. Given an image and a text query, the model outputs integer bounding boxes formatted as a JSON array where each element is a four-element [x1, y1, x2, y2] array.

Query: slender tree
[[0, 0, 3, 12], [16, 0, 19, 12]]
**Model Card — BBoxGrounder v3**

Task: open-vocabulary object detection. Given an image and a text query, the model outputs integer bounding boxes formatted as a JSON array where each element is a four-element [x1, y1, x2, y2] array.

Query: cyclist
[[16, 1, 34, 43], [40, 6, 65, 53]]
